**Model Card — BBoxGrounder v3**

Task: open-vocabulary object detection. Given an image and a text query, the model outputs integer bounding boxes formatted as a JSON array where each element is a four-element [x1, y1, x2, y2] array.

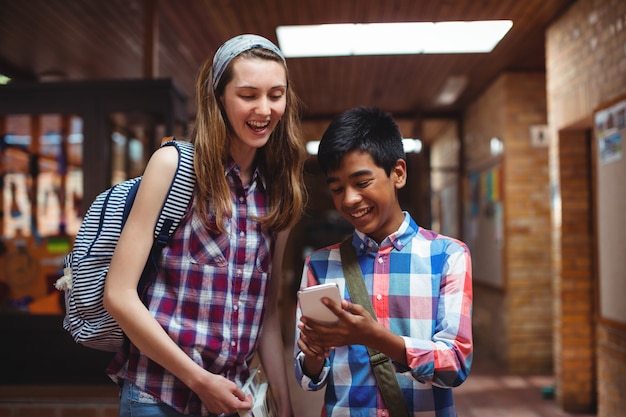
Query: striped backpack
[[55, 139, 196, 352]]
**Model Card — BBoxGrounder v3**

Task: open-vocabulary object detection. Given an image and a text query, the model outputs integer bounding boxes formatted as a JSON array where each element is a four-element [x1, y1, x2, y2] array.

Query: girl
[[104, 34, 306, 417]]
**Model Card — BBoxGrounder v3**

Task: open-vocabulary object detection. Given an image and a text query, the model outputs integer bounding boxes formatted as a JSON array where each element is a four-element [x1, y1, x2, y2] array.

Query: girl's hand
[[194, 371, 253, 416]]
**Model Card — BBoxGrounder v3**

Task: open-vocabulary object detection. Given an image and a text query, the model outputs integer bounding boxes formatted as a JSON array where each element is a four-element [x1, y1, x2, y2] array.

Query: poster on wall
[[594, 99, 624, 165], [594, 95, 626, 325], [464, 164, 503, 288]]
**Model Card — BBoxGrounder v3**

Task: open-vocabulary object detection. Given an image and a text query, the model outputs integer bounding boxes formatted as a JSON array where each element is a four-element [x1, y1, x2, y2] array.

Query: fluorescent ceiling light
[[306, 138, 422, 155], [276, 20, 513, 57], [435, 75, 468, 105], [402, 138, 422, 154]]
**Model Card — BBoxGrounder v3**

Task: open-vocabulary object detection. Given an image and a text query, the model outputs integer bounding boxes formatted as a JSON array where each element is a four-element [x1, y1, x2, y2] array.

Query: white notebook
[[238, 366, 276, 417]]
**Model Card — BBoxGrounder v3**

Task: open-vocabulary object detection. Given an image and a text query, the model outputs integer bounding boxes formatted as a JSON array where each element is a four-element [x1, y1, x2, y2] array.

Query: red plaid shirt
[[108, 160, 275, 415]]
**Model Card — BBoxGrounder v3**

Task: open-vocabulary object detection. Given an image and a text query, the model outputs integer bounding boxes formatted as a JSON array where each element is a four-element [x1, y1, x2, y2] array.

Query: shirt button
[[240, 231, 245, 238], [231, 341, 237, 347], [237, 269, 242, 276], [377, 257, 384, 264], [376, 294, 382, 300], [239, 196, 245, 203]]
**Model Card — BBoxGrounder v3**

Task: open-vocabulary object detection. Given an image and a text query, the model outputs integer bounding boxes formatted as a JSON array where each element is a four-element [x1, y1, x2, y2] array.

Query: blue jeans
[[119, 380, 229, 417]]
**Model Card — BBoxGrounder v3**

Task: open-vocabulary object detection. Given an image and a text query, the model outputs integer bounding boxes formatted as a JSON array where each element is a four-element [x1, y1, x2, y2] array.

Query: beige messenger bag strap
[[340, 237, 410, 417]]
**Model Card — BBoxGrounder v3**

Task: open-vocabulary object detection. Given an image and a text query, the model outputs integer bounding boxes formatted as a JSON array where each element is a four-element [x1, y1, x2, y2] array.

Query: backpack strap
[[142, 139, 196, 278], [339, 236, 410, 417], [153, 139, 196, 245]]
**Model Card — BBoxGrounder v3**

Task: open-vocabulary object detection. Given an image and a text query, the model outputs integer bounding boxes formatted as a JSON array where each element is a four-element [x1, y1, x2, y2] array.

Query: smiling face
[[220, 57, 287, 157], [326, 150, 407, 244]]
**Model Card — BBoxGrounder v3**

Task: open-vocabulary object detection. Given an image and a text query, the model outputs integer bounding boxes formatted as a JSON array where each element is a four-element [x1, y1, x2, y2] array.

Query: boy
[[294, 106, 473, 416]]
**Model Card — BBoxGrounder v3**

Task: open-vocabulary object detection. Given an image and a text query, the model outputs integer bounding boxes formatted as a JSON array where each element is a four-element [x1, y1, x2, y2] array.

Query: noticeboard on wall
[[594, 96, 626, 325], [464, 163, 504, 288]]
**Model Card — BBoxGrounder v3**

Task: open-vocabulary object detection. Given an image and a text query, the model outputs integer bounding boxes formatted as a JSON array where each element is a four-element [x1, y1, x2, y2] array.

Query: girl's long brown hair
[[190, 48, 307, 234]]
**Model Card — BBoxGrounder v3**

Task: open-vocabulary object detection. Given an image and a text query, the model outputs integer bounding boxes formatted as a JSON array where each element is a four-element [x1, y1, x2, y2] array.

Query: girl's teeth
[[248, 121, 269, 130]]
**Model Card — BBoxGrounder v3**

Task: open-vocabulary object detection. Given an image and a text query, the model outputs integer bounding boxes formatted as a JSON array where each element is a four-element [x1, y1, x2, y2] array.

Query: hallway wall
[[462, 72, 551, 373], [546, 0, 626, 415]]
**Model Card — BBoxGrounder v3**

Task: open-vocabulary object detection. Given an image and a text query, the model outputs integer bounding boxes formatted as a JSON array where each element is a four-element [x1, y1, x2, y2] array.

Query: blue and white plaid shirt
[[295, 212, 473, 417]]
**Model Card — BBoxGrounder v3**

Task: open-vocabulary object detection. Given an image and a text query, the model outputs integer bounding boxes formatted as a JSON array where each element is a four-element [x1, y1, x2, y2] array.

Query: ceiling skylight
[[276, 20, 513, 57]]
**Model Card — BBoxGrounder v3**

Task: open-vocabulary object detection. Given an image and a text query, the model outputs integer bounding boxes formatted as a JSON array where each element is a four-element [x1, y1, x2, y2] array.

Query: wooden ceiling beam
[[143, 0, 158, 79]]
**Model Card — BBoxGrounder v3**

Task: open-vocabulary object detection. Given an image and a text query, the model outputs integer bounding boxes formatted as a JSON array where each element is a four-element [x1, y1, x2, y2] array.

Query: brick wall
[[463, 74, 507, 366], [546, 0, 626, 415], [556, 129, 596, 413], [597, 324, 626, 417], [463, 72, 552, 373], [501, 73, 552, 374]]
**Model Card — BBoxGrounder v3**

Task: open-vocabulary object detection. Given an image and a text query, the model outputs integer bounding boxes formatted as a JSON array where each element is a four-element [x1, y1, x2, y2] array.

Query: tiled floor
[[286, 346, 598, 417], [450, 355, 596, 417], [0, 347, 597, 417]]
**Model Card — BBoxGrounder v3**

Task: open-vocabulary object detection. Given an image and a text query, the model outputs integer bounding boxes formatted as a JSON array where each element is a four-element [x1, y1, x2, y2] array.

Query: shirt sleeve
[[294, 351, 331, 391], [403, 240, 473, 388]]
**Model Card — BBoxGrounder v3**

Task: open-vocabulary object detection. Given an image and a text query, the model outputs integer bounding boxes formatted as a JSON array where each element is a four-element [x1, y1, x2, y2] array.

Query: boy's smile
[[326, 150, 407, 244]]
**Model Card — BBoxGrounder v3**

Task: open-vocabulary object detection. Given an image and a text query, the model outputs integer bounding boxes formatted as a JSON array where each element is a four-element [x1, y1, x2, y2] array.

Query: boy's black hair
[[317, 106, 406, 176]]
